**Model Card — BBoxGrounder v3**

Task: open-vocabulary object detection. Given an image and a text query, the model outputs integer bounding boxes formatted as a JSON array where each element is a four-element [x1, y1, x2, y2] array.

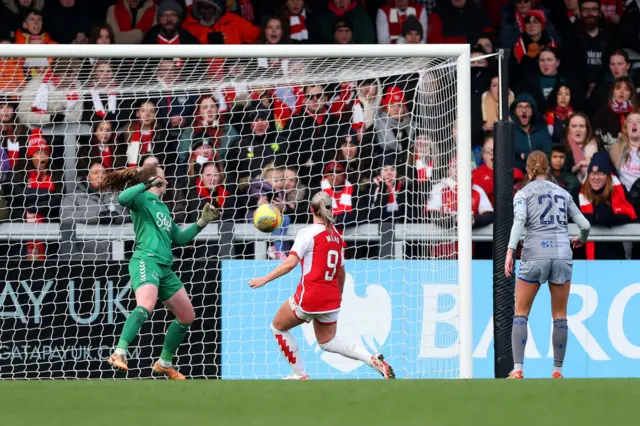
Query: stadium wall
[[0, 261, 220, 379], [222, 260, 640, 379]]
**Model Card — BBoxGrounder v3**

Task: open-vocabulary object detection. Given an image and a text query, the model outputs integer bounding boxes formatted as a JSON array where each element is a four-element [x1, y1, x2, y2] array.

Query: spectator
[[510, 92, 552, 171], [374, 86, 412, 157], [472, 136, 526, 204], [550, 144, 580, 192], [593, 76, 638, 151], [114, 99, 159, 169], [283, 167, 309, 222], [60, 162, 128, 260], [481, 75, 514, 135], [428, 0, 495, 44], [317, 0, 375, 44], [510, 10, 557, 83], [562, 112, 599, 182], [280, 0, 315, 43], [0, 100, 19, 172], [256, 16, 290, 74], [499, 0, 560, 49], [474, 33, 495, 54], [547, 0, 580, 42], [470, 46, 494, 148], [226, 106, 283, 186], [180, 95, 238, 165], [545, 84, 575, 144], [564, 0, 617, 94], [0, 39, 25, 93], [1, 0, 44, 40], [407, 133, 435, 184], [143, 0, 199, 44], [187, 161, 229, 221], [82, 61, 127, 124], [17, 58, 84, 126], [335, 126, 371, 184], [576, 151, 636, 259], [182, 0, 260, 45], [42, 0, 91, 44], [588, 49, 640, 117], [187, 137, 220, 178], [247, 164, 290, 259], [376, 0, 427, 44], [14, 8, 54, 77], [366, 155, 408, 222], [396, 15, 424, 44], [609, 112, 640, 192], [88, 22, 116, 44], [320, 160, 357, 227], [332, 17, 354, 44], [13, 128, 62, 260], [77, 121, 116, 175], [151, 59, 197, 130], [354, 79, 381, 139], [106, 0, 157, 44]]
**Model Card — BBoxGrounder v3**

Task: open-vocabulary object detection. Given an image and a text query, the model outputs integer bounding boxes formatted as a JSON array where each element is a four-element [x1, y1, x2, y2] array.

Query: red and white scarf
[[126, 126, 153, 167], [31, 70, 79, 114], [288, 10, 308, 41], [611, 99, 635, 129], [99, 143, 113, 168], [415, 153, 433, 181], [196, 177, 228, 208], [579, 174, 637, 259], [3, 128, 19, 169], [90, 88, 117, 119], [374, 176, 403, 212], [321, 178, 353, 215]]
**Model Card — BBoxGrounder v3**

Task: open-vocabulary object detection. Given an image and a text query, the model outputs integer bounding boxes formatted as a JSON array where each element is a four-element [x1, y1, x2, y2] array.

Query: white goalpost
[[0, 44, 472, 379]]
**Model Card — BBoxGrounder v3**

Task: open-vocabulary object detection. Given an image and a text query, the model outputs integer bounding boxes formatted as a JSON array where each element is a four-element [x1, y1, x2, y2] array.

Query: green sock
[[160, 319, 191, 364], [116, 306, 151, 351]]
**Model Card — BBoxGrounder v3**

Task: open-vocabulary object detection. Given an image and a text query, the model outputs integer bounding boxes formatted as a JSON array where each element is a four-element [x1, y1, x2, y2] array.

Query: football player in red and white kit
[[249, 191, 395, 380]]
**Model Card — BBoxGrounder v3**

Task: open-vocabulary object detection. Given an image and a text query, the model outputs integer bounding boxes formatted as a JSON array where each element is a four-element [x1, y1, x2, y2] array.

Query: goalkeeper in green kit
[[100, 163, 218, 380]]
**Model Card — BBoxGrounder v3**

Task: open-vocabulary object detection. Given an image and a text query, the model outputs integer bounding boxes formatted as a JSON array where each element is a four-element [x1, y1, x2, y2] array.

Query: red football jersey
[[290, 224, 344, 313]]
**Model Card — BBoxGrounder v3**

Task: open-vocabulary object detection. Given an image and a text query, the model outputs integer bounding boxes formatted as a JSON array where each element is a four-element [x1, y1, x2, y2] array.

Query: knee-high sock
[[160, 319, 191, 365], [116, 306, 150, 352], [319, 337, 373, 366], [271, 323, 305, 374], [511, 315, 528, 368], [552, 318, 568, 368]]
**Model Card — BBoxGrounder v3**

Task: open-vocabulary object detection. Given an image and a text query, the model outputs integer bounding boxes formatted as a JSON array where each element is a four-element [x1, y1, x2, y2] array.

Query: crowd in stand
[[1, 0, 640, 261]]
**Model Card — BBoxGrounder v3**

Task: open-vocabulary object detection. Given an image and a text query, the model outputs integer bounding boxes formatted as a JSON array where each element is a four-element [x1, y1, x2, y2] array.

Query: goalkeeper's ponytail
[[311, 191, 335, 230], [100, 163, 158, 192]]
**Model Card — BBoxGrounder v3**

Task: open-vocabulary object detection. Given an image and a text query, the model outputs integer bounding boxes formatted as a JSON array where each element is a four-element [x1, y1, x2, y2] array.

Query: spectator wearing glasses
[[143, 0, 199, 45], [510, 92, 552, 171], [106, 0, 157, 44], [593, 76, 639, 151], [499, 0, 560, 49]]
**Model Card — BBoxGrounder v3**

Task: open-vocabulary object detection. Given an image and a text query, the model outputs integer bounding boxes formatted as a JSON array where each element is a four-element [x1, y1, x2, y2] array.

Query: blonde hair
[[310, 191, 335, 229], [621, 112, 640, 165], [525, 150, 550, 183]]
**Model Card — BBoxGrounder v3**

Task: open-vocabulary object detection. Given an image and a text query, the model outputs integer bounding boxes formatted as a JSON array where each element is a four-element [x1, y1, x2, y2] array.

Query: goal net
[[0, 44, 472, 380]]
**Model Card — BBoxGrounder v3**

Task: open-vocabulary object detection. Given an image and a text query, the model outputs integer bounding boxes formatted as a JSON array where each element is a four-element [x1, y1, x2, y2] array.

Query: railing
[[1, 222, 639, 260]]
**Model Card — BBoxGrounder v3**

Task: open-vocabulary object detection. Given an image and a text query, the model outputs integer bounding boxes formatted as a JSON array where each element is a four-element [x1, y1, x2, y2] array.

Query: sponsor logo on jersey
[[301, 272, 392, 372], [155, 212, 171, 232]]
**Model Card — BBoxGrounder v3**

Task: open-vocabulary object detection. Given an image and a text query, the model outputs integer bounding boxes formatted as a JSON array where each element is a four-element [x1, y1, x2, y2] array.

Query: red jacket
[[183, 6, 260, 44]]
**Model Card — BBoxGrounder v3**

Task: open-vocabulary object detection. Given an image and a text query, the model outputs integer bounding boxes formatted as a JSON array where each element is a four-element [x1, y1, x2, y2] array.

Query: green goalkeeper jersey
[[118, 183, 202, 266]]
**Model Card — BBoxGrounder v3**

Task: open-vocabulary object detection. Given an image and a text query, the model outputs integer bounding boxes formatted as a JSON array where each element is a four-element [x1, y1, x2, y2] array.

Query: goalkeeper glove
[[143, 176, 165, 190], [197, 203, 220, 228]]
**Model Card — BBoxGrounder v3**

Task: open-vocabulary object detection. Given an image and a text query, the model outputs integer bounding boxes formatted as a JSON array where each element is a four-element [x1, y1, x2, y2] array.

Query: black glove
[[143, 177, 164, 191], [207, 31, 224, 44]]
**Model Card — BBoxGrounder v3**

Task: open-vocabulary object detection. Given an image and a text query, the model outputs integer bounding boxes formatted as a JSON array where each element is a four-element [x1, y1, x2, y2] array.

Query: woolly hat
[[402, 15, 424, 39], [525, 10, 546, 28], [337, 126, 358, 145], [334, 18, 354, 33], [324, 161, 346, 174], [588, 152, 612, 175], [381, 86, 406, 106], [379, 154, 397, 168], [157, 0, 183, 19], [27, 128, 50, 158]]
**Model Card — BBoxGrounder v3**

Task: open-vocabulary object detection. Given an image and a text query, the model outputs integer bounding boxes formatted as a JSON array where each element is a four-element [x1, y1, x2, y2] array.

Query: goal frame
[[0, 43, 473, 379]]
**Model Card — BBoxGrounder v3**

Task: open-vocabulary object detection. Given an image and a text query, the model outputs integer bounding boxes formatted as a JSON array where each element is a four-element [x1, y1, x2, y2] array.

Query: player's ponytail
[[524, 150, 550, 184], [310, 191, 335, 229], [100, 163, 158, 192]]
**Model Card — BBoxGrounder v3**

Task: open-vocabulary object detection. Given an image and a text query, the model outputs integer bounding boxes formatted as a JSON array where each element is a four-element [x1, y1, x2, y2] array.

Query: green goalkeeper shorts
[[129, 258, 183, 301]]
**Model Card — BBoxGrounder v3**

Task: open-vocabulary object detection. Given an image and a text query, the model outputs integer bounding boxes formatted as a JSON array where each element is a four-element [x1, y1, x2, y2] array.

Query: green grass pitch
[[1, 379, 638, 426]]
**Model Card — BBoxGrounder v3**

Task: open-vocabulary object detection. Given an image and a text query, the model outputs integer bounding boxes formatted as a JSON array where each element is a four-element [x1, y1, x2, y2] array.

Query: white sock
[[159, 359, 172, 368], [114, 348, 126, 356], [553, 366, 562, 373], [318, 337, 373, 366], [515, 363, 523, 371], [271, 323, 305, 374]]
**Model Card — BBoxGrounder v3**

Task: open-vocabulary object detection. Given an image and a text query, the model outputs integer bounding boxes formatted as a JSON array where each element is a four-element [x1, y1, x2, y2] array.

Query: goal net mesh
[[0, 54, 461, 379]]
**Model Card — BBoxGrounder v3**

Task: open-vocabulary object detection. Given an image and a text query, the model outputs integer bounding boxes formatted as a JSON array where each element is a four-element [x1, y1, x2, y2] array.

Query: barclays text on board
[[221, 260, 640, 379]]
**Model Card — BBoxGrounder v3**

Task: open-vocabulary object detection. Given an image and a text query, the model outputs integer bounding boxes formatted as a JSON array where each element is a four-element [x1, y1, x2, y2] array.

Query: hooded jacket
[[509, 92, 552, 171]]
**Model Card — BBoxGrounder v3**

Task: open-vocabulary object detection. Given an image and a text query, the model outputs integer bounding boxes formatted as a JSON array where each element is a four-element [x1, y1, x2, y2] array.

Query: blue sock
[[512, 315, 528, 367]]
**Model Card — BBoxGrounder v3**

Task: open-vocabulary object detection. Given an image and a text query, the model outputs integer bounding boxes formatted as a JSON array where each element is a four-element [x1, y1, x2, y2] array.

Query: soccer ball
[[253, 203, 283, 233]]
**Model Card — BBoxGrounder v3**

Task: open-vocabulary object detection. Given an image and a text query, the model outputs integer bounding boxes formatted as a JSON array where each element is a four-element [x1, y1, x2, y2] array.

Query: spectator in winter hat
[[374, 86, 413, 156], [183, 0, 260, 45], [377, 0, 427, 44], [510, 9, 557, 84], [143, 0, 199, 44], [499, 0, 560, 50], [318, 0, 375, 44], [396, 15, 424, 44], [576, 151, 636, 260], [106, 0, 157, 44]]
